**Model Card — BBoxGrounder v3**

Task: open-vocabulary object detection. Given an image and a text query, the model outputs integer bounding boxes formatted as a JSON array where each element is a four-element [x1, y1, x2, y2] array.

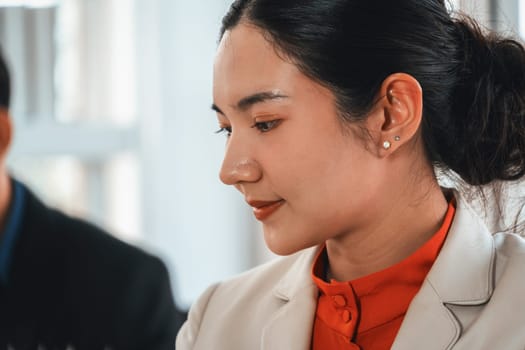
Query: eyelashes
[[215, 126, 232, 137], [251, 120, 282, 132], [215, 120, 282, 137]]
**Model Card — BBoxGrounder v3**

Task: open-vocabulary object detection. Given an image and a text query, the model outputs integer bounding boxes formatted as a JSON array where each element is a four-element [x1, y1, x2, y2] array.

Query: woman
[[177, 0, 525, 349]]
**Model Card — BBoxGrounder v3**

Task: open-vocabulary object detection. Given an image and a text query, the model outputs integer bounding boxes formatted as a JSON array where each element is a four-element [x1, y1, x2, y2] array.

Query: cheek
[[271, 141, 333, 185], [275, 144, 351, 208], [296, 144, 375, 212], [259, 118, 368, 201]]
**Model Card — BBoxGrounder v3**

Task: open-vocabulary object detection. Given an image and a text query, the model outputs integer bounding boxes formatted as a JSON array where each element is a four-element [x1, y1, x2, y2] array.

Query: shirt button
[[342, 309, 352, 323], [333, 295, 347, 306]]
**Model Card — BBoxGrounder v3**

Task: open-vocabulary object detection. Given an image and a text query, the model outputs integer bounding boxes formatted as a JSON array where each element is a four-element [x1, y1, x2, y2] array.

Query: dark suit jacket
[[0, 183, 185, 349]]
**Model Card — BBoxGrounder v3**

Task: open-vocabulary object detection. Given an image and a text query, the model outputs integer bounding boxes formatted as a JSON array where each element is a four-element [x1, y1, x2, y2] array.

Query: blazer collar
[[261, 246, 320, 350], [393, 193, 496, 350], [272, 246, 320, 301], [427, 194, 495, 305]]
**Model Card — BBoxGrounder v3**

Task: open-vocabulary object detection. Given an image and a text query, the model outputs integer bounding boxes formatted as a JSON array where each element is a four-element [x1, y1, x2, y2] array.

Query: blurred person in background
[[0, 49, 185, 349], [177, 0, 525, 349]]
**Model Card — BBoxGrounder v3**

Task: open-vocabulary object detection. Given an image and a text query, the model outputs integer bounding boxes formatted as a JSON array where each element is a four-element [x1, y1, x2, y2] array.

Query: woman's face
[[213, 24, 387, 255]]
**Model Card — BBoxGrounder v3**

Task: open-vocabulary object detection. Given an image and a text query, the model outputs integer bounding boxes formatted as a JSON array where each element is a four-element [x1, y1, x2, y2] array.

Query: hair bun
[[444, 17, 525, 185]]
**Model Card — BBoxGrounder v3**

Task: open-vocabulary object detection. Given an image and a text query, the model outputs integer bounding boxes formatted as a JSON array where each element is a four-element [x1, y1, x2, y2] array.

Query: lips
[[248, 199, 285, 221]]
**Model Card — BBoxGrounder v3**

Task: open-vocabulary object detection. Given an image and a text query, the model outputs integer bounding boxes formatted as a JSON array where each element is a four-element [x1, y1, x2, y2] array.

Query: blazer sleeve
[[176, 283, 220, 350]]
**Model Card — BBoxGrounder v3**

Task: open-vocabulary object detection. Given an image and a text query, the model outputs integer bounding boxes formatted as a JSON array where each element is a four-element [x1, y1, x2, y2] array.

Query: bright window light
[[0, 0, 58, 8], [518, 0, 525, 38]]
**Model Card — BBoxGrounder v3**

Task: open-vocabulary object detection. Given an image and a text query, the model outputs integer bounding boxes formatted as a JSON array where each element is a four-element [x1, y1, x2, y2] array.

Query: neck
[[325, 169, 449, 282]]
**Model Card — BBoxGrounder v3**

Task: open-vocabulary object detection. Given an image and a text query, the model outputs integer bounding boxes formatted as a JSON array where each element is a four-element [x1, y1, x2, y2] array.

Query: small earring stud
[[383, 141, 391, 150], [394, 136, 401, 141]]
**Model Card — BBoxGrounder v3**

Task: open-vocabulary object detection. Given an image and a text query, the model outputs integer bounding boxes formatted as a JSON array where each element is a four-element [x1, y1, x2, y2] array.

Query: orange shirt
[[311, 201, 456, 350]]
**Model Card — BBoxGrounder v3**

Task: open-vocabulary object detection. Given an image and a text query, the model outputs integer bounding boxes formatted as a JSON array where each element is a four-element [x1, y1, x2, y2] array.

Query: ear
[[0, 108, 13, 161], [364, 73, 423, 157]]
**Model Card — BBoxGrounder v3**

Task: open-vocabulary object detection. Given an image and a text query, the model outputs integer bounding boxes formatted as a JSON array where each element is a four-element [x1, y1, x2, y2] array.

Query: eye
[[215, 126, 232, 137], [251, 120, 281, 133]]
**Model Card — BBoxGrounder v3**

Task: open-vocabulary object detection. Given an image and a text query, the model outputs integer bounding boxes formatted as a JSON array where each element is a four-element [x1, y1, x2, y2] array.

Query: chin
[[263, 227, 317, 256]]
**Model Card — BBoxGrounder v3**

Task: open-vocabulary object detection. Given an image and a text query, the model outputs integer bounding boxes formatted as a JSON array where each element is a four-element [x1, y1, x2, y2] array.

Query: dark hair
[[220, 0, 525, 186], [0, 48, 10, 109]]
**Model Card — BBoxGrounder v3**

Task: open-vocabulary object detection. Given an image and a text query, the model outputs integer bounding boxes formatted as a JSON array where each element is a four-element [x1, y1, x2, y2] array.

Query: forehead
[[213, 24, 302, 103]]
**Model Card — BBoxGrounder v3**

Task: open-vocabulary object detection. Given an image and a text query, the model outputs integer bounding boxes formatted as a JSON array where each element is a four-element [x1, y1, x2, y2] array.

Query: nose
[[219, 139, 262, 186]]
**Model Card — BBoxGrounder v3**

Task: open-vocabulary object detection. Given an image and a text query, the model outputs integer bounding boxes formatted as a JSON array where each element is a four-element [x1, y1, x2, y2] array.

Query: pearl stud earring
[[383, 141, 391, 150]]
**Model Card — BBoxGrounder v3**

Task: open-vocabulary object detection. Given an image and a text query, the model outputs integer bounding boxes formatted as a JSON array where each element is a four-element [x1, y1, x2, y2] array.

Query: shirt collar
[[311, 199, 456, 335], [0, 179, 26, 285]]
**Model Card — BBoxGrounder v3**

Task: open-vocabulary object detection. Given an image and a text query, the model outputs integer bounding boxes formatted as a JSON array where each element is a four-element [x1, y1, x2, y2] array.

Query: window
[[1, 2, 141, 242], [1, 0, 249, 308], [518, 0, 525, 39]]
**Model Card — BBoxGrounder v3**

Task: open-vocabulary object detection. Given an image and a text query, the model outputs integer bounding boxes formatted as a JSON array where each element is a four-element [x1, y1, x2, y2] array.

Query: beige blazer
[[176, 197, 525, 350]]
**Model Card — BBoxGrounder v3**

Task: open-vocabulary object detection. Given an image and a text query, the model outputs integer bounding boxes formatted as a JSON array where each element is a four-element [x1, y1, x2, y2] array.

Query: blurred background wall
[[0, 0, 523, 308]]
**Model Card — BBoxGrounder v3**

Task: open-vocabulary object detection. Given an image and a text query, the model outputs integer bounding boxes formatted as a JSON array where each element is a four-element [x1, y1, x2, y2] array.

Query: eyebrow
[[211, 91, 289, 115]]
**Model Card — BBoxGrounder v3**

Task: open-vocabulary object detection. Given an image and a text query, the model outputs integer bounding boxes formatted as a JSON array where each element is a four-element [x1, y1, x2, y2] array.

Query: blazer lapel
[[393, 195, 496, 350], [261, 246, 320, 350], [391, 280, 461, 350]]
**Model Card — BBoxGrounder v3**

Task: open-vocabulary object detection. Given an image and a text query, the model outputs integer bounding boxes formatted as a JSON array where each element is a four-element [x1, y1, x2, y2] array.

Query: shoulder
[[451, 193, 525, 282], [449, 182, 525, 235], [493, 230, 525, 252], [492, 231, 525, 278], [16, 182, 171, 293], [465, 232, 525, 347], [21, 183, 162, 267], [7, 182, 179, 345]]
